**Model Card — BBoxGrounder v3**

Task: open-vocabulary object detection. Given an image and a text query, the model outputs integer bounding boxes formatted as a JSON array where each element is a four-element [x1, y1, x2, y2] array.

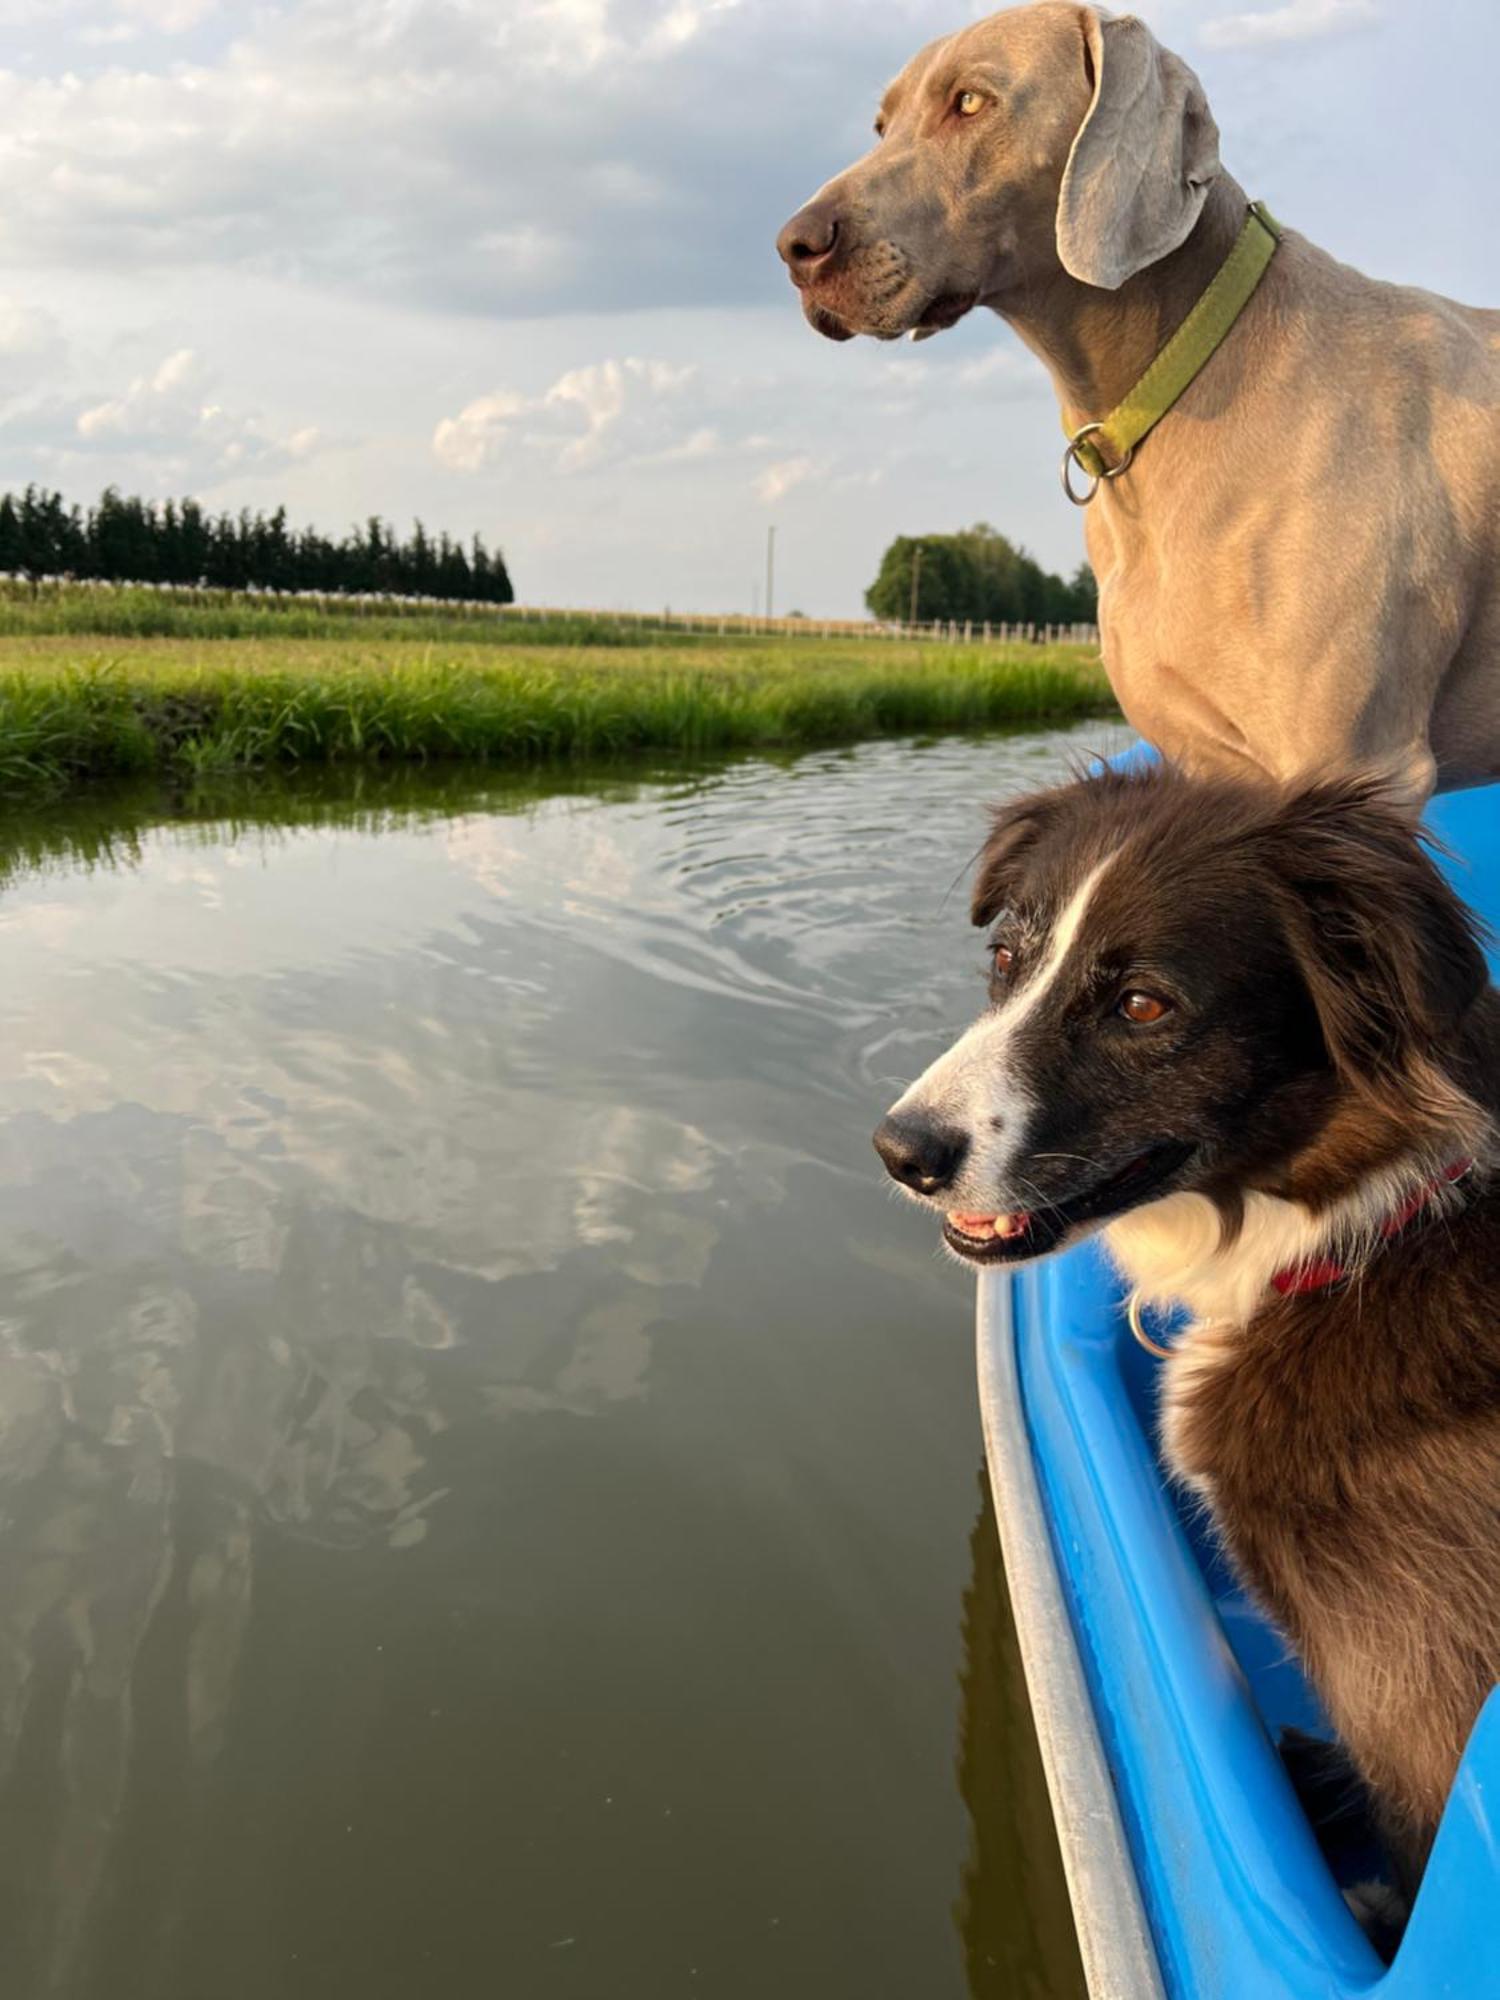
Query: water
[[0, 725, 1123, 2000]]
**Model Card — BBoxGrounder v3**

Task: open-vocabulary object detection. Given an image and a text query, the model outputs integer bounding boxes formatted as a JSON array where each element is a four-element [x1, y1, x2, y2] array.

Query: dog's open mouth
[[941, 1142, 1194, 1265]]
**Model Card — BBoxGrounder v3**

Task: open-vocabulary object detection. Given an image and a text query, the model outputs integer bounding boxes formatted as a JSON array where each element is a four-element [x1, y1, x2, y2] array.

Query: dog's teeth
[[948, 1211, 992, 1238]]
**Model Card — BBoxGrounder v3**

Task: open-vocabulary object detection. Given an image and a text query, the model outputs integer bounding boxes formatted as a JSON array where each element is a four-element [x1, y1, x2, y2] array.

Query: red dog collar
[[1271, 1159, 1474, 1296]]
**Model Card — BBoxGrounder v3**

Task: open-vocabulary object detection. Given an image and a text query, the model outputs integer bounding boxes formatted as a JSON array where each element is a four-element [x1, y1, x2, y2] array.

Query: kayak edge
[[976, 1268, 1165, 2000]]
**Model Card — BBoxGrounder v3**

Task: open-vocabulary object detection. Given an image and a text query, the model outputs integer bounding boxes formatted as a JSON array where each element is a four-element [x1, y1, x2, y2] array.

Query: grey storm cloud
[[0, 0, 1483, 326], [0, 0, 946, 319]]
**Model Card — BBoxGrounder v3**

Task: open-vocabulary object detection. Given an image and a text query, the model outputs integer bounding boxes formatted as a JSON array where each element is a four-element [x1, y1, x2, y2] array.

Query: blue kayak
[[979, 779, 1500, 1999]]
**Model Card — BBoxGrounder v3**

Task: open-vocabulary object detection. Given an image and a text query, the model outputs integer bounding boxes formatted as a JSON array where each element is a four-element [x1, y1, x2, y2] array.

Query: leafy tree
[[866, 523, 1096, 626]]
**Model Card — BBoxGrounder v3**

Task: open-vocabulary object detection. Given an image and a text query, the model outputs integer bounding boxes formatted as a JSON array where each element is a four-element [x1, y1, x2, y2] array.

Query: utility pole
[[909, 543, 922, 628], [751, 580, 760, 620], [765, 524, 776, 627]]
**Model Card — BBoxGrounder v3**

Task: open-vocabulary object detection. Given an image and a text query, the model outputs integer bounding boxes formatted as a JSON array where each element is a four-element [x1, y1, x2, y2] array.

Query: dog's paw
[[1342, 1878, 1408, 1963]]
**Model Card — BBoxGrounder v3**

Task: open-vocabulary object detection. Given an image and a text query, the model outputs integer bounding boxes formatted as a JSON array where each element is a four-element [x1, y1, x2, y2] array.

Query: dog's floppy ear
[[1056, 10, 1220, 290], [1263, 776, 1488, 1116], [971, 792, 1062, 926]]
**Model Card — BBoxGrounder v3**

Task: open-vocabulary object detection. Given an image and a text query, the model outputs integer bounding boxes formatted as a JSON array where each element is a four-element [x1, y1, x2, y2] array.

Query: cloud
[[652, 426, 720, 462], [73, 347, 322, 474], [114, 0, 218, 28], [754, 455, 818, 505], [0, 0, 215, 36], [0, 299, 67, 393], [76, 345, 199, 438], [433, 356, 695, 475], [1201, 0, 1380, 47], [0, 0, 894, 320]]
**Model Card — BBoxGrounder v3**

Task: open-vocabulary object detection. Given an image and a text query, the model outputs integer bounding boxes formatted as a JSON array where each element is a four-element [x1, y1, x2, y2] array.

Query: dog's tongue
[[948, 1211, 1029, 1242]]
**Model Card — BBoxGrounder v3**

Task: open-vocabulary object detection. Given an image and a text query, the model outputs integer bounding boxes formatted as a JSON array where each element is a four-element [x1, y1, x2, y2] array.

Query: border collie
[[874, 764, 1499, 1892]]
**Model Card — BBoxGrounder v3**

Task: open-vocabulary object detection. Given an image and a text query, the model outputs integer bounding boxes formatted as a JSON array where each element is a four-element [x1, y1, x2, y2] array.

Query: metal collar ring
[[1061, 423, 1134, 508]]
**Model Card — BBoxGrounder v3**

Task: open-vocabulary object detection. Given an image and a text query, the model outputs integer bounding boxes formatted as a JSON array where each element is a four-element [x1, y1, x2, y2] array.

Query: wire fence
[[497, 602, 1101, 646]]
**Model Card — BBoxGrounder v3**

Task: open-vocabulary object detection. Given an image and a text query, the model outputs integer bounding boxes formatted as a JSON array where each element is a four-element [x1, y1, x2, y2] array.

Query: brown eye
[[955, 89, 985, 116], [992, 943, 1014, 977], [1119, 990, 1170, 1024]]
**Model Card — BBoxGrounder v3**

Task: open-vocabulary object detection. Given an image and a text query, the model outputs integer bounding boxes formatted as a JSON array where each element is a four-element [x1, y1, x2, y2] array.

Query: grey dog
[[777, 4, 1500, 806]]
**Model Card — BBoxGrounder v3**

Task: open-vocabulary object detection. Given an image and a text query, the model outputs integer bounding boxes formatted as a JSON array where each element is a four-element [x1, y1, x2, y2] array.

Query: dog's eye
[[955, 89, 985, 116], [1118, 990, 1171, 1024], [991, 943, 1015, 978]]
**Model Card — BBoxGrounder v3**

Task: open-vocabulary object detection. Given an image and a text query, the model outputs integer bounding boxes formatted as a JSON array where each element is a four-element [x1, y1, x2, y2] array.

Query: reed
[[0, 633, 1115, 796]]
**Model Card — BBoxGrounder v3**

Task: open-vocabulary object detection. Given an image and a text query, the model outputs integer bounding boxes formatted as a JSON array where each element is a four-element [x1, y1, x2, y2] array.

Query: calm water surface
[[0, 726, 1123, 1999]]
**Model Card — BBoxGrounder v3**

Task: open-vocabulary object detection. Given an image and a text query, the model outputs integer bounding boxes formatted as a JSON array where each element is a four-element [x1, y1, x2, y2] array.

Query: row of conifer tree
[[0, 485, 515, 603]]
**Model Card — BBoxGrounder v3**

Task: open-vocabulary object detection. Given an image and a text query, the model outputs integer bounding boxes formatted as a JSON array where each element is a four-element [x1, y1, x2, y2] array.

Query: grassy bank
[[0, 629, 1115, 797]]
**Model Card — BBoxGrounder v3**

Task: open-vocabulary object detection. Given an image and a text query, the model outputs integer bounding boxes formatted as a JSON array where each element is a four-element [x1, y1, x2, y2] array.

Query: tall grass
[[0, 635, 1115, 797]]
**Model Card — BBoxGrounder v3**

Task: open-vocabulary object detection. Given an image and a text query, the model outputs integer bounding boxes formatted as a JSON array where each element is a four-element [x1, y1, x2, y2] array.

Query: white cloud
[[77, 346, 200, 438], [74, 346, 322, 474], [430, 391, 529, 474], [114, 0, 218, 28], [433, 357, 695, 475], [754, 455, 818, 505], [0, 299, 66, 387], [654, 426, 719, 462], [3, 0, 216, 39], [1201, 0, 1380, 47]]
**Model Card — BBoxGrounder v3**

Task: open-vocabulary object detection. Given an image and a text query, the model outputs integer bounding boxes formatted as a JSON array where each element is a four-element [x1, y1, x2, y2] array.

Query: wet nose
[[776, 200, 842, 279], [872, 1113, 969, 1196]]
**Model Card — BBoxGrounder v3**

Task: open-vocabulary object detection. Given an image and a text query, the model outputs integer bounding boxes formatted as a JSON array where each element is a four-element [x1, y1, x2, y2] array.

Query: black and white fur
[[874, 763, 1500, 1892]]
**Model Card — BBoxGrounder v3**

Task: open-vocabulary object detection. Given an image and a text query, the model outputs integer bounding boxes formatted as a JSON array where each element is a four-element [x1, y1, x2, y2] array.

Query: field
[[0, 588, 1115, 796]]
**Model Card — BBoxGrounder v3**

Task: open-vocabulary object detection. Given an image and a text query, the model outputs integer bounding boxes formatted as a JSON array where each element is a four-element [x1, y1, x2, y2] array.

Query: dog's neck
[[989, 174, 1253, 428], [1104, 1157, 1465, 1331]]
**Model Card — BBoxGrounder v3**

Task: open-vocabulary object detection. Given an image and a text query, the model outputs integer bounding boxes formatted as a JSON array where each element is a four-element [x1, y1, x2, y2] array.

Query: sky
[[0, 0, 1495, 618]]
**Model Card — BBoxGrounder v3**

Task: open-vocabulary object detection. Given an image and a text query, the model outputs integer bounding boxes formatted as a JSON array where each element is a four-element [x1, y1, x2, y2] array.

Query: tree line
[[866, 523, 1097, 627], [0, 485, 515, 603]]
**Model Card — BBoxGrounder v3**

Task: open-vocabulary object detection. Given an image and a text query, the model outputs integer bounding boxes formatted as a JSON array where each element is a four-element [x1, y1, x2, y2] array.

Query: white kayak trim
[[976, 1270, 1165, 2000]]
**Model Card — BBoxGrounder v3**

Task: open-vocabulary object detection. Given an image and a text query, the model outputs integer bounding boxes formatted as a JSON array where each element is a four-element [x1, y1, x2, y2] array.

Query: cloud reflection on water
[[0, 732, 1107, 1996]]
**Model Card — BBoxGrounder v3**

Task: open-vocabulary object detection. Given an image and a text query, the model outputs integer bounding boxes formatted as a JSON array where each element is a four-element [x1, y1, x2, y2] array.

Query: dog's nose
[[873, 1113, 969, 1195], [777, 201, 842, 279]]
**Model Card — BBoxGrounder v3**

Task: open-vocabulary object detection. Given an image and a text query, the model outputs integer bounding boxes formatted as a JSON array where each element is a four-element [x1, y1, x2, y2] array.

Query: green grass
[[0, 627, 1115, 798]]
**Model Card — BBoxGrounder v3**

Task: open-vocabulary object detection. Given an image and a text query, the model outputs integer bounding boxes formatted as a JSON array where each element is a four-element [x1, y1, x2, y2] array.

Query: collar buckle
[[1061, 423, 1134, 507]]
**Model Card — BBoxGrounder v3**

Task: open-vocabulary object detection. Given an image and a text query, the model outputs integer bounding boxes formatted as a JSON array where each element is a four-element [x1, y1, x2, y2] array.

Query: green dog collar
[[1062, 201, 1284, 505]]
